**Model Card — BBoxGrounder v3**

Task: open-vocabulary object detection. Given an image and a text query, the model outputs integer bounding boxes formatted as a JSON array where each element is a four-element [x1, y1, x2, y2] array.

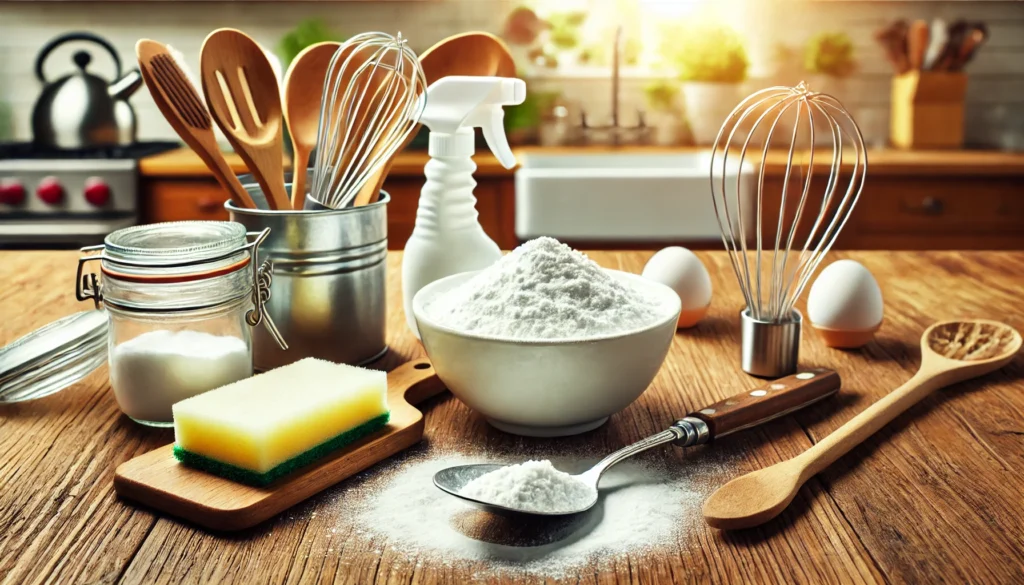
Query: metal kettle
[[31, 32, 142, 149]]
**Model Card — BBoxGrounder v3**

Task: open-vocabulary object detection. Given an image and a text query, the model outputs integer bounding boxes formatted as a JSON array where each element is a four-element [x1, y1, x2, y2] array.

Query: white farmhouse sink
[[515, 152, 752, 242]]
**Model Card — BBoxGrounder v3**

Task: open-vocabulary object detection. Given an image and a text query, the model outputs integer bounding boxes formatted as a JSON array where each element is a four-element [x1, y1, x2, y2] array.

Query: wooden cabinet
[[140, 149, 1024, 251], [758, 174, 1024, 250], [142, 178, 230, 223], [850, 177, 1024, 249], [141, 174, 519, 250]]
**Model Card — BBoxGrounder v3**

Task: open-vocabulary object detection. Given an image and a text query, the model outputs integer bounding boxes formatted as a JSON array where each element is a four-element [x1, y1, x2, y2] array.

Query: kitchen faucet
[[577, 26, 650, 145]]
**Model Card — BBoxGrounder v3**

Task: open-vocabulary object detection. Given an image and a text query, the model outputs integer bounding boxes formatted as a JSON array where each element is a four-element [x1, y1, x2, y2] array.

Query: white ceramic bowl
[[412, 269, 682, 437]]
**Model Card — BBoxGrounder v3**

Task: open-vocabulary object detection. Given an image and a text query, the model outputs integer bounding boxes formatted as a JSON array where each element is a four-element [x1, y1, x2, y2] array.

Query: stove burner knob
[[36, 177, 65, 205], [84, 177, 112, 207], [0, 180, 27, 206]]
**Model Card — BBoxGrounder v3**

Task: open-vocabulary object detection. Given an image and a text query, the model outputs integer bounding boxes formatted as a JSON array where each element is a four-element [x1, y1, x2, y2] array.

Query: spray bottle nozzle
[[419, 76, 527, 169]]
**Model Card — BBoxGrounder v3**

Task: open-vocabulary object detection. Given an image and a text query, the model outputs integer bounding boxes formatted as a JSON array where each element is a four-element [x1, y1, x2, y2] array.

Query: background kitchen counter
[[140, 147, 1024, 250], [1, 250, 1023, 584]]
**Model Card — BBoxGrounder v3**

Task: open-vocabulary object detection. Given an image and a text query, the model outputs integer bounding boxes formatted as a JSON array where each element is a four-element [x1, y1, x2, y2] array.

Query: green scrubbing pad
[[173, 412, 390, 487]]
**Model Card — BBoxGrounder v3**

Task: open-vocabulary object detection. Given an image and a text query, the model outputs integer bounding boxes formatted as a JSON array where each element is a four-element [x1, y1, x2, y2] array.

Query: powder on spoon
[[425, 237, 669, 340], [458, 460, 596, 514]]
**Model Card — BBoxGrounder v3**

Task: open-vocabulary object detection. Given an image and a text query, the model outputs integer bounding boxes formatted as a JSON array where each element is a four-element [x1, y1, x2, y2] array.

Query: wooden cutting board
[[114, 358, 445, 531]]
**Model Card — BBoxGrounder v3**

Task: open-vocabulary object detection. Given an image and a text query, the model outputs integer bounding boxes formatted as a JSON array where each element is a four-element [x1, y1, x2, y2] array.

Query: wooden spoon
[[136, 40, 257, 209], [354, 32, 516, 207], [951, 24, 988, 71], [282, 41, 340, 209], [200, 28, 290, 210], [703, 319, 1022, 531], [907, 19, 930, 71]]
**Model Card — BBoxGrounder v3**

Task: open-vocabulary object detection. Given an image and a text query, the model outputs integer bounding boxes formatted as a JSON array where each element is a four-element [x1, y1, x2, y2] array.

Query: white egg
[[642, 247, 712, 328], [808, 260, 883, 347]]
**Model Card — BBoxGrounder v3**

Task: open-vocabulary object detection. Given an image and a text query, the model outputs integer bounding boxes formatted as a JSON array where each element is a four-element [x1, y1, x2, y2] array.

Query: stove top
[[0, 141, 181, 248], [0, 141, 180, 161]]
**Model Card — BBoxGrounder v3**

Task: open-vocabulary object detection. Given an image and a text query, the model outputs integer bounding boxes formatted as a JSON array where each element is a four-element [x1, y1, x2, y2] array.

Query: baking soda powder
[[302, 448, 728, 579], [459, 460, 596, 514], [425, 237, 668, 339], [110, 329, 251, 423]]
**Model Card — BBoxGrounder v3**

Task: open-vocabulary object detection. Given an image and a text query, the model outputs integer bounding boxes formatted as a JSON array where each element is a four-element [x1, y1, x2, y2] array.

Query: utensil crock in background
[[228, 173, 388, 371], [412, 269, 682, 437]]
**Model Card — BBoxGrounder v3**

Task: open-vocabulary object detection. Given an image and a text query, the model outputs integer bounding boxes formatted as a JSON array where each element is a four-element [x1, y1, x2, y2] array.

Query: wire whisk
[[710, 82, 867, 376], [308, 32, 426, 209]]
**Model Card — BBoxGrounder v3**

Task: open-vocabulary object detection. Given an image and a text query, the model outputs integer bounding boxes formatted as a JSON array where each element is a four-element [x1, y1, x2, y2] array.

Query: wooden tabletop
[[2, 250, 1023, 584], [140, 146, 1024, 179]]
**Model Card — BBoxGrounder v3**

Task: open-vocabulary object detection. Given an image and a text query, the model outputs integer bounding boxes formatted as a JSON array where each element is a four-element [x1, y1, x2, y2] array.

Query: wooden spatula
[[114, 359, 445, 531], [354, 32, 516, 207], [907, 19, 930, 71], [136, 40, 257, 209], [200, 28, 290, 210]]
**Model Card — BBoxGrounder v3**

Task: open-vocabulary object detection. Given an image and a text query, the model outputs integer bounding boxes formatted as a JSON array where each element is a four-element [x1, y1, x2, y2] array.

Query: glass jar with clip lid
[[76, 221, 287, 427]]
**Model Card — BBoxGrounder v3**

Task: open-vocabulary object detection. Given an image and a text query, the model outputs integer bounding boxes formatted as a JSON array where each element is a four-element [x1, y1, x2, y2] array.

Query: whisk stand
[[741, 309, 802, 378]]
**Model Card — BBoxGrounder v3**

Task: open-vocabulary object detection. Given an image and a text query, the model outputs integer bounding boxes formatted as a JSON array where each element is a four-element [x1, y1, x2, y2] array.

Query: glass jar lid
[[102, 221, 249, 279], [75, 223, 288, 352], [0, 310, 108, 403]]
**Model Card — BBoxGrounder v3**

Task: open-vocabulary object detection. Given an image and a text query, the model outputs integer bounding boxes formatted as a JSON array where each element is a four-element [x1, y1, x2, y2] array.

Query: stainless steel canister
[[227, 177, 388, 371]]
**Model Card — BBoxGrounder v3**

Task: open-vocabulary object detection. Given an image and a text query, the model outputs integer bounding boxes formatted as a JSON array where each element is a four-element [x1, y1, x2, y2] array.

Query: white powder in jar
[[458, 460, 596, 514], [425, 237, 669, 340], [110, 329, 251, 423]]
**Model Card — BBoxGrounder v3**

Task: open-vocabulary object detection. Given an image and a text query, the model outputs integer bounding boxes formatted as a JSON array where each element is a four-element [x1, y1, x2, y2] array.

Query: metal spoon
[[704, 319, 1022, 531], [435, 368, 841, 516]]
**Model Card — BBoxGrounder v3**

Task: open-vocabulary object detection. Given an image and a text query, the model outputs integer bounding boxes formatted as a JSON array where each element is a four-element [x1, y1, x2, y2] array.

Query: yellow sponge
[[172, 358, 389, 485]]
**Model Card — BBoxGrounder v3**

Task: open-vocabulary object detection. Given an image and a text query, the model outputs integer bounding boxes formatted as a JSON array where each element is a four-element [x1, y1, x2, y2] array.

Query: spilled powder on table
[[298, 447, 731, 579]]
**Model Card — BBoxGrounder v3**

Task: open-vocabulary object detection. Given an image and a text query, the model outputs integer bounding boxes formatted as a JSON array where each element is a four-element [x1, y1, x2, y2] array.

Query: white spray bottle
[[402, 75, 526, 337]]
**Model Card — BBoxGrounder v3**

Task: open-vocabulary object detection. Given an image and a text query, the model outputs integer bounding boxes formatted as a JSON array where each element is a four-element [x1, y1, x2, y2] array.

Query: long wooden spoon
[[703, 319, 1021, 530], [200, 28, 290, 210], [354, 32, 516, 207], [282, 41, 340, 209], [136, 40, 257, 209]]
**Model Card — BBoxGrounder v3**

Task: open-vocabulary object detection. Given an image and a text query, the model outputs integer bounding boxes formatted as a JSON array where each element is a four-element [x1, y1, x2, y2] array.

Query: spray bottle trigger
[[470, 106, 516, 169]]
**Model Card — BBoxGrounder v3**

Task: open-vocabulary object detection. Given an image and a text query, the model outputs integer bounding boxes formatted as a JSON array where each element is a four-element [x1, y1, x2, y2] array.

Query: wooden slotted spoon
[[703, 319, 1022, 530], [282, 41, 340, 209], [136, 40, 257, 209], [353, 32, 516, 207], [200, 28, 290, 210]]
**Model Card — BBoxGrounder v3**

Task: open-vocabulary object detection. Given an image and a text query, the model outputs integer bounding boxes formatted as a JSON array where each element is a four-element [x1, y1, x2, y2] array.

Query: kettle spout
[[109, 68, 143, 100]]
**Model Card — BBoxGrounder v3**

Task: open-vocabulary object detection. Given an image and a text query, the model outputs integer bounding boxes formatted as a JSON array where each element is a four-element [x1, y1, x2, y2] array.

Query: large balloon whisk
[[710, 82, 867, 376]]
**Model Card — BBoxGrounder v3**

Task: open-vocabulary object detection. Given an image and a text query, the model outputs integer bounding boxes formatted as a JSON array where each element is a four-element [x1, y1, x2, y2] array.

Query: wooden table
[[2, 251, 1023, 584]]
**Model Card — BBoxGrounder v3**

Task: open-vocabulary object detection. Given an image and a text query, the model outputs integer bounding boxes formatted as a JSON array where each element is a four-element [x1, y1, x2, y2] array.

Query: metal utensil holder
[[228, 173, 389, 371]]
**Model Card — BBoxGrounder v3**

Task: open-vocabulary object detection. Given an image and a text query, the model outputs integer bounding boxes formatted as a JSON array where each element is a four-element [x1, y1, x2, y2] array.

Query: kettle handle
[[35, 31, 122, 83]]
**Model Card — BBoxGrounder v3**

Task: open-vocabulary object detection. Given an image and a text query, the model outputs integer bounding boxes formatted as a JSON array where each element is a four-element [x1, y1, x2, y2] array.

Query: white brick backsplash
[[0, 0, 1021, 149]]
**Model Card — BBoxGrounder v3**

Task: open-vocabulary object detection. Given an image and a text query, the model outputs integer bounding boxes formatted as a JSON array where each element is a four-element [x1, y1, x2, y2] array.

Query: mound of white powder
[[425, 237, 668, 340], [458, 460, 596, 514], [292, 447, 732, 579]]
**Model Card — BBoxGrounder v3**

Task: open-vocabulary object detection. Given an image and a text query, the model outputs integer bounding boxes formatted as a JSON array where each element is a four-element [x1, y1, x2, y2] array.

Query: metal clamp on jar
[[75, 221, 286, 426]]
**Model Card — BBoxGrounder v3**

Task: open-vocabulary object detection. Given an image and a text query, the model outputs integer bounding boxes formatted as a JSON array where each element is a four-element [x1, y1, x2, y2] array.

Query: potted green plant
[[804, 31, 856, 99], [643, 79, 683, 146], [659, 21, 748, 144]]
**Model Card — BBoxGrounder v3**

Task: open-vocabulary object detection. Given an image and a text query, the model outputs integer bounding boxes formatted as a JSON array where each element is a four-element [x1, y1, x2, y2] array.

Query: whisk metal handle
[[740, 309, 802, 378]]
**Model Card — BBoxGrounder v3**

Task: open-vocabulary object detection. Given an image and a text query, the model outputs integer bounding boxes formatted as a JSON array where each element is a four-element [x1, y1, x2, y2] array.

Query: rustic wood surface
[[2, 250, 1023, 584]]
